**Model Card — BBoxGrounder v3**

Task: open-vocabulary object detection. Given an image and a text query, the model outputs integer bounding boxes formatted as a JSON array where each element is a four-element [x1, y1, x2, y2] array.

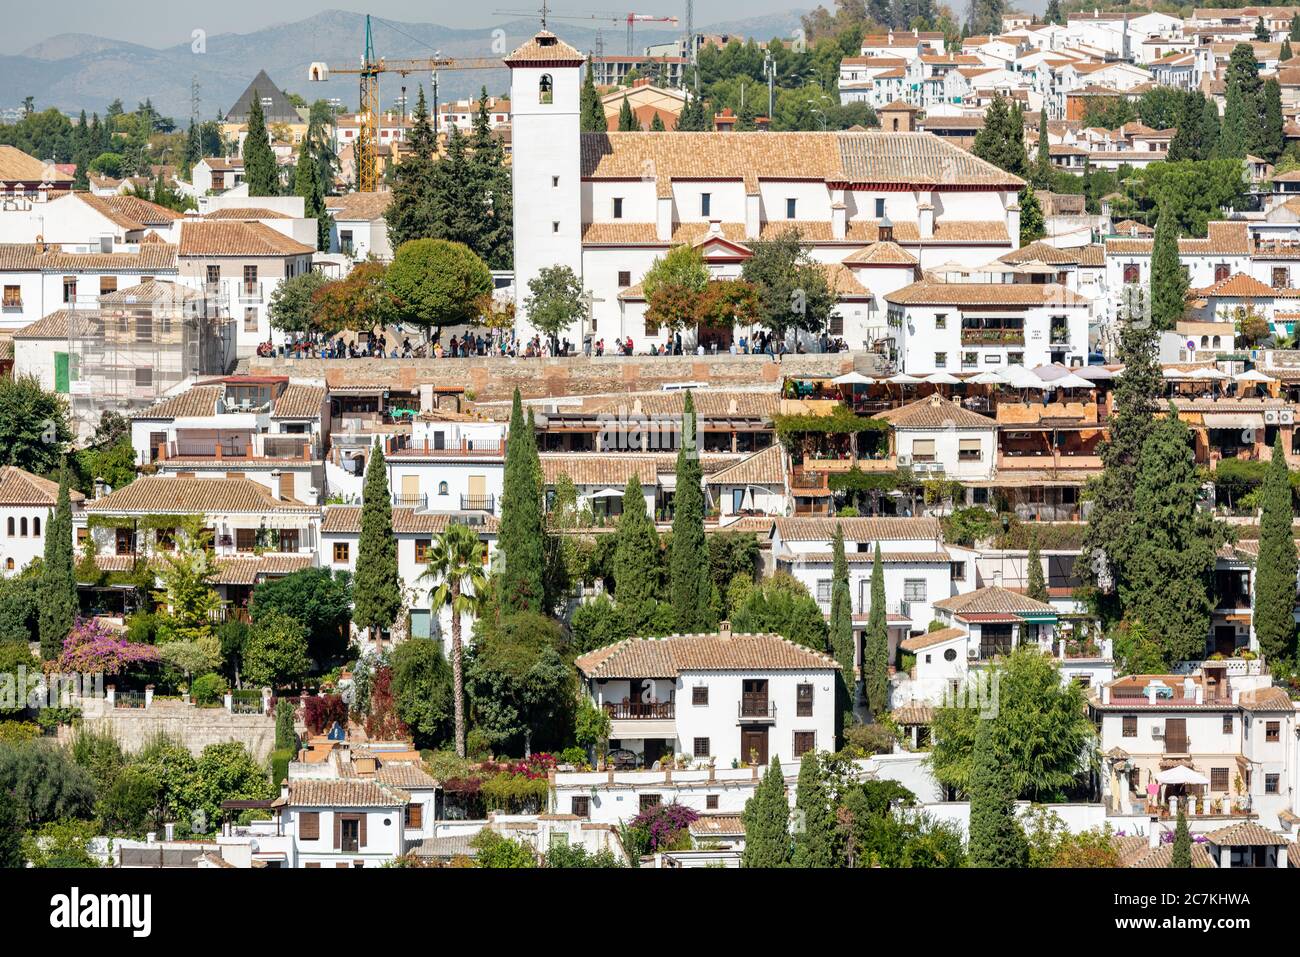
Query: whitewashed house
[[0, 466, 83, 576]]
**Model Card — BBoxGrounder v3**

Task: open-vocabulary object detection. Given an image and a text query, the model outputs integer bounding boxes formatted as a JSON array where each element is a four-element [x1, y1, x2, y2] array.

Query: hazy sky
[[0, 1, 822, 54]]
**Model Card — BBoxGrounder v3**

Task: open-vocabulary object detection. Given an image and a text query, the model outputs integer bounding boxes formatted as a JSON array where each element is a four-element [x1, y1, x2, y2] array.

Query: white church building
[[505, 30, 1027, 353]]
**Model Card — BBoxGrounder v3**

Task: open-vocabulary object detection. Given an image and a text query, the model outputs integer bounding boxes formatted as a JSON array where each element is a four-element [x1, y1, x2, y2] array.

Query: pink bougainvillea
[[57, 618, 161, 676], [629, 802, 699, 851]]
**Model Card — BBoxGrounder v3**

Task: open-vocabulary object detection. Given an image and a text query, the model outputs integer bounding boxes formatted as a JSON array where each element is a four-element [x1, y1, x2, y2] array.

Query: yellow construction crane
[[309, 14, 503, 192]]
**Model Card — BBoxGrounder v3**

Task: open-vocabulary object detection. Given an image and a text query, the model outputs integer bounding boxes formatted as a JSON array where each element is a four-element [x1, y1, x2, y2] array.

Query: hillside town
[[3, 5, 1300, 887]]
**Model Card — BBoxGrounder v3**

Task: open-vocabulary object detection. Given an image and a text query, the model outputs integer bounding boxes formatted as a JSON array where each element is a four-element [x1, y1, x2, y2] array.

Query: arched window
[[19, 518, 27, 536], [33, 516, 40, 536], [1213, 336, 1222, 349], [539, 74, 553, 104], [438, 481, 449, 496], [3, 559, 12, 571], [5, 518, 12, 536], [1200, 336, 1209, 348]]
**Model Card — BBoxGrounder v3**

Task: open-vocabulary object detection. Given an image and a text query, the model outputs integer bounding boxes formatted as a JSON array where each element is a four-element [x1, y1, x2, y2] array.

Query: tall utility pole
[[764, 51, 774, 121], [685, 0, 694, 62], [190, 75, 201, 126]]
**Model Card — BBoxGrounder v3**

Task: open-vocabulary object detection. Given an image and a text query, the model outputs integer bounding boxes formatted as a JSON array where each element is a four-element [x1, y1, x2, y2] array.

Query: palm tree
[[420, 523, 486, 757]]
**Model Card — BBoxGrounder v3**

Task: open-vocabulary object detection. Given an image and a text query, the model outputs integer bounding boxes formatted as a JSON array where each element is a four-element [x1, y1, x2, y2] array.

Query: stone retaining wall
[[65, 698, 277, 762]]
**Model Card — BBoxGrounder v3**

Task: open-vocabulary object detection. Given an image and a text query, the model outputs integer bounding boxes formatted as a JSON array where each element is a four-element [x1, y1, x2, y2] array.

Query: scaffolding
[[66, 279, 234, 436]]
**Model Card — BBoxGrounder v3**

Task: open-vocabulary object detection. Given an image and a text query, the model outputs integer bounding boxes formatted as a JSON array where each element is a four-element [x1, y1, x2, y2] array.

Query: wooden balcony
[[961, 328, 1025, 346], [997, 452, 1103, 470]]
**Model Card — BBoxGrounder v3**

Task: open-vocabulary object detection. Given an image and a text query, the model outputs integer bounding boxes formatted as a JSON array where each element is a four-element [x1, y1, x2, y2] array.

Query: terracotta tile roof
[[85, 476, 317, 514], [0, 337, 11, 360], [0, 145, 73, 184], [886, 280, 1089, 306], [131, 385, 224, 419], [97, 194, 183, 225], [785, 550, 950, 564], [999, 241, 1088, 265], [821, 263, 871, 297], [900, 627, 968, 652], [580, 131, 1024, 196], [540, 453, 671, 487], [1075, 244, 1106, 266], [877, 393, 996, 429], [1238, 686, 1295, 712], [504, 30, 585, 66], [0, 242, 178, 272], [272, 384, 325, 419], [98, 278, 200, 307], [178, 221, 314, 257], [325, 191, 392, 221], [1112, 219, 1153, 236], [688, 814, 745, 837], [575, 631, 839, 678], [1105, 221, 1251, 256], [374, 763, 439, 789], [1118, 839, 1216, 868], [891, 703, 936, 724], [286, 779, 408, 807], [1194, 272, 1295, 299], [202, 207, 291, 220], [320, 506, 497, 535], [70, 192, 149, 230], [842, 241, 918, 266], [0, 466, 84, 506], [933, 585, 1055, 615], [705, 445, 786, 486], [1204, 822, 1288, 847], [212, 553, 313, 584], [11, 309, 102, 339], [774, 516, 942, 542]]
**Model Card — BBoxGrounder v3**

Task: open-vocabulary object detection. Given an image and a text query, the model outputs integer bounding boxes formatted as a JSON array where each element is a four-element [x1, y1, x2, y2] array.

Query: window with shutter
[[300, 811, 320, 840], [1210, 767, 1230, 791], [958, 438, 982, 461], [404, 803, 423, 828], [911, 439, 936, 462]]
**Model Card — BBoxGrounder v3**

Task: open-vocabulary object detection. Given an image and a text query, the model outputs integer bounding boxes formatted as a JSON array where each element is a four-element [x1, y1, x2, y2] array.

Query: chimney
[[879, 213, 895, 243], [656, 195, 673, 242], [1148, 818, 1161, 849], [719, 620, 732, 640], [269, 470, 283, 501]]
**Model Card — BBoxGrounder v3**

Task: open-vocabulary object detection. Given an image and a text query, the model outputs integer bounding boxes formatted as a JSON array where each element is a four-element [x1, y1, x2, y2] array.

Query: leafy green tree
[[1044, 0, 1063, 25], [274, 698, 298, 752], [1150, 208, 1187, 331], [791, 751, 838, 867], [740, 229, 836, 340], [242, 93, 279, 196], [864, 542, 889, 717], [241, 610, 310, 687], [471, 829, 537, 867], [353, 440, 401, 641], [1079, 287, 1162, 620], [0, 572, 40, 643], [670, 391, 715, 632], [499, 390, 545, 615], [930, 647, 1095, 801], [1170, 808, 1192, 868], [312, 260, 399, 336], [152, 533, 221, 659], [0, 741, 96, 826], [1219, 44, 1263, 160], [1260, 78, 1285, 164], [618, 95, 638, 131], [1123, 407, 1228, 664], [182, 741, 275, 832], [387, 238, 492, 337], [613, 478, 660, 627], [1255, 16, 1270, 41], [252, 567, 352, 667], [0, 788, 21, 866], [386, 86, 439, 247], [1026, 530, 1049, 604], [829, 525, 854, 702], [0, 376, 72, 475], [38, 466, 76, 660], [390, 637, 454, 748], [580, 63, 607, 132], [466, 611, 574, 755], [1252, 435, 1297, 664], [0, 642, 38, 718], [731, 572, 828, 650], [968, 0, 1007, 35], [967, 717, 1029, 868], [741, 757, 791, 867], [99, 765, 164, 837], [1019, 186, 1045, 246], [973, 94, 1027, 178], [422, 524, 487, 757], [268, 266, 330, 336], [523, 264, 586, 348], [570, 594, 635, 654]]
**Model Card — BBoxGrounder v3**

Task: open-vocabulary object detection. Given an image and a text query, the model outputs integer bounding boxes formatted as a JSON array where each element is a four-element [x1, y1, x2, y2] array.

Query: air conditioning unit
[[897, 454, 912, 467], [1265, 410, 1280, 425], [1151, 726, 1163, 739]]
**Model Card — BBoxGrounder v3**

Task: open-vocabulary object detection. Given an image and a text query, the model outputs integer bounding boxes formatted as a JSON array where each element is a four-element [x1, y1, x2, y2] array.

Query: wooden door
[[740, 727, 768, 765], [741, 679, 769, 717], [279, 470, 294, 501]]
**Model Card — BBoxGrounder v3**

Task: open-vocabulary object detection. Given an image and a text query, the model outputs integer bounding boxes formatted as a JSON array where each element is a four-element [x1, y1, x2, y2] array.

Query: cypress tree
[[968, 717, 1029, 868], [1079, 287, 1162, 619], [274, 698, 298, 751], [39, 466, 77, 661], [1045, 0, 1063, 25], [1260, 78, 1284, 164], [1170, 808, 1192, 868], [580, 63, 607, 132], [791, 751, 838, 867], [1150, 208, 1187, 332], [465, 89, 514, 270], [1255, 16, 1270, 42], [670, 391, 714, 632], [613, 477, 660, 627], [1218, 44, 1262, 160], [1026, 530, 1049, 604], [386, 86, 439, 248], [1283, 39, 1294, 62], [1122, 407, 1227, 665], [1170, 91, 1207, 163], [741, 757, 791, 867], [1254, 434, 1298, 664], [293, 143, 328, 252], [499, 389, 545, 614], [353, 440, 401, 641], [0, 789, 21, 867], [649, 113, 666, 132], [618, 94, 639, 131], [864, 542, 889, 717], [1033, 108, 1052, 190], [1292, 13, 1300, 42], [242, 91, 279, 196], [829, 525, 855, 703]]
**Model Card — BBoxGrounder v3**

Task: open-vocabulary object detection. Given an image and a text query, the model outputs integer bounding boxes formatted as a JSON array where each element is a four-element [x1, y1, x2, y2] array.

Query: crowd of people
[[258, 327, 853, 360]]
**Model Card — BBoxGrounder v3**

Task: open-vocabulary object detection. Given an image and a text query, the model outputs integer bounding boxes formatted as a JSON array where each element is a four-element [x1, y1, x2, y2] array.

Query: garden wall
[[65, 697, 277, 762]]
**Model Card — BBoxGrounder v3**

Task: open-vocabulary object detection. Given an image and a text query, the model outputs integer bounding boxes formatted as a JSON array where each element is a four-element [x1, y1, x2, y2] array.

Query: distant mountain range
[[0, 8, 807, 121]]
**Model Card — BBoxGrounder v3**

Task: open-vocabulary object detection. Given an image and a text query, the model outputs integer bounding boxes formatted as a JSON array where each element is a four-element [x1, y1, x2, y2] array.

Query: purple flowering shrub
[[57, 618, 161, 676], [628, 802, 699, 852]]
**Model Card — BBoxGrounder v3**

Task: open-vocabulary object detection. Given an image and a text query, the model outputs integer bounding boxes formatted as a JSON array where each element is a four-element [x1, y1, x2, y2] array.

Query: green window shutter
[[54, 352, 69, 393]]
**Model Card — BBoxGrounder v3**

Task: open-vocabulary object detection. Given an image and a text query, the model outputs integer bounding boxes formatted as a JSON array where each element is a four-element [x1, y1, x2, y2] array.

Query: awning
[[1156, 764, 1209, 786], [588, 488, 625, 499], [1018, 611, 1059, 622], [1202, 413, 1264, 429]]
